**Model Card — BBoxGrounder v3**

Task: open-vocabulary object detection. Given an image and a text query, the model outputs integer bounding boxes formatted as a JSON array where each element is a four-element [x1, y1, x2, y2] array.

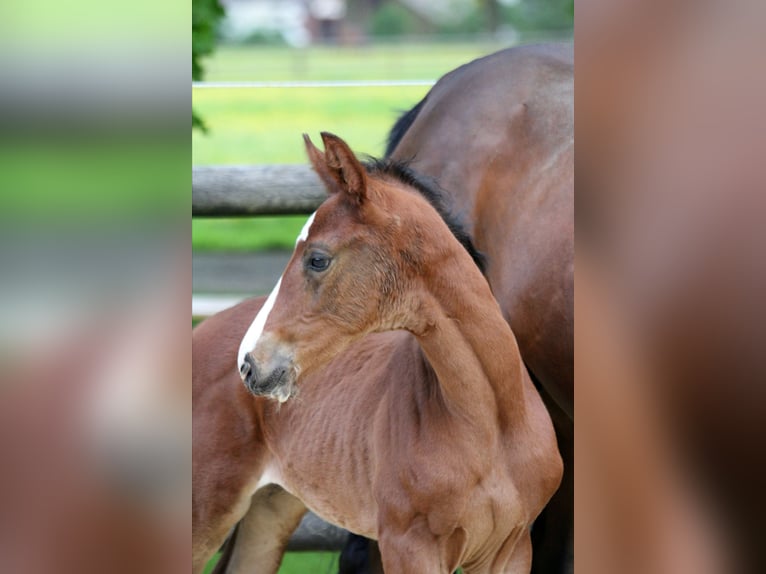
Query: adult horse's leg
[[338, 534, 384, 574], [530, 394, 573, 574], [214, 485, 307, 574]]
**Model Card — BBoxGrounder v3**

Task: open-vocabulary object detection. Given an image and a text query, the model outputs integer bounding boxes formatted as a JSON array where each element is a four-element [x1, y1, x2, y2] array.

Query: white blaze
[[237, 276, 282, 370], [295, 210, 317, 246], [237, 211, 317, 371]]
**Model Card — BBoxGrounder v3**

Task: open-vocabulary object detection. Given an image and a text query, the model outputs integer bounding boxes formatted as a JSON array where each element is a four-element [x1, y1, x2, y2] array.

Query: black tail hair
[[385, 95, 427, 158], [364, 158, 487, 276]]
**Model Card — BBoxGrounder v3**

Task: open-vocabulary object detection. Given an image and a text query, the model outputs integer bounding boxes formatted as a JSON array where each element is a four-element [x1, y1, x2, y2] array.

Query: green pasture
[[204, 550, 339, 574], [201, 42, 508, 83], [192, 42, 505, 251], [192, 84, 429, 165]]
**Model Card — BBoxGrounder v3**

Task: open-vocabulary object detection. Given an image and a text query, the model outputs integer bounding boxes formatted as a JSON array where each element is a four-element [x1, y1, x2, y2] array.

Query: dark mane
[[364, 158, 487, 275], [384, 96, 427, 157]]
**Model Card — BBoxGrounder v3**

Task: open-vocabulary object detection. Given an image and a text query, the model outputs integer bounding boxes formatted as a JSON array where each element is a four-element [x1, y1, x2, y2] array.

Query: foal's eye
[[306, 252, 331, 272]]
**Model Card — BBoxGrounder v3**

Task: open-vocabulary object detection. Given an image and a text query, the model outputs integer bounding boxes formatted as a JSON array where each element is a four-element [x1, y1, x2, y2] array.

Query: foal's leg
[[458, 530, 531, 574], [378, 521, 467, 573], [192, 436, 272, 572], [378, 533, 442, 573], [530, 397, 573, 574], [193, 490, 253, 574], [223, 485, 307, 574], [498, 532, 532, 574]]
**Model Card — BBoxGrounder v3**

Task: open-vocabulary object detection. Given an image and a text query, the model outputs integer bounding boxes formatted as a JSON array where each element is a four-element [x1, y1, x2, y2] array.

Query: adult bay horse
[[383, 43, 574, 574], [192, 133, 562, 573], [388, 42, 573, 418]]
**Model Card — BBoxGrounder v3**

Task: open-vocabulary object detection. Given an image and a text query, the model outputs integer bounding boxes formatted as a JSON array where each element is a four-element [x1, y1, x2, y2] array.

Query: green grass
[[201, 42, 508, 83], [192, 85, 429, 165], [204, 551, 340, 574], [193, 215, 309, 251], [193, 42, 506, 251]]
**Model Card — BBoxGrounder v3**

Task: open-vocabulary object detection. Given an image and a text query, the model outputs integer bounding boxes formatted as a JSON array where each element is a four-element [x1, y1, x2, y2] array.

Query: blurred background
[[0, 0, 189, 571]]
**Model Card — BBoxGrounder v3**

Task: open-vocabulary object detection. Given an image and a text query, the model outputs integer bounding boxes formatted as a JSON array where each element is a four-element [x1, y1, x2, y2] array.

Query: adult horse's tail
[[385, 96, 427, 158]]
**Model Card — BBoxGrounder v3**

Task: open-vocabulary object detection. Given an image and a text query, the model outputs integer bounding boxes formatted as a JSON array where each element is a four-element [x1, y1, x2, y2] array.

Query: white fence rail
[[193, 79, 435, 89]]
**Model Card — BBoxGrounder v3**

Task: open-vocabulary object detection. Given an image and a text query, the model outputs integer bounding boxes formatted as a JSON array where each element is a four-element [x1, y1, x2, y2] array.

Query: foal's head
[[238, 132, 480, 401]]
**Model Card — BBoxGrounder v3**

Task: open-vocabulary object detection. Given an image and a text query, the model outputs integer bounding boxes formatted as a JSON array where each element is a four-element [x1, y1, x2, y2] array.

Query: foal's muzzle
[[240, 349, 295, 403]]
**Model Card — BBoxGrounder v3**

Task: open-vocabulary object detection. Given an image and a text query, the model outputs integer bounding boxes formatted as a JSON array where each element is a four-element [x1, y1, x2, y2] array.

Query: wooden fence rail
[[193, 165, 327, 216]]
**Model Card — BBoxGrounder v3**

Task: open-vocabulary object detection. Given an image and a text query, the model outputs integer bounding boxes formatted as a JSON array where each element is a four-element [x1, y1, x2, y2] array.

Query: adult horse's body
[[387, 43, 573, 417], [192, 133, 562, 573], [384, 44, 573, 573]]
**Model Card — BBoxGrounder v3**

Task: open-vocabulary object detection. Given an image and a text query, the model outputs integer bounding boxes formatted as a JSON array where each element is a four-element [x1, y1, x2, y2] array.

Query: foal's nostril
[[240, 353, 255, 380]]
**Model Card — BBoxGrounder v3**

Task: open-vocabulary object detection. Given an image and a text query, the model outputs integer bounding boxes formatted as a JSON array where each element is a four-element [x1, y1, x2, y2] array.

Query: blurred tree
[[369, 2, 418, 37], [503, 0, 573, 32], [193, 0, 224, 131], [482, 0, 501, 34], [367, 0, 572, 39]]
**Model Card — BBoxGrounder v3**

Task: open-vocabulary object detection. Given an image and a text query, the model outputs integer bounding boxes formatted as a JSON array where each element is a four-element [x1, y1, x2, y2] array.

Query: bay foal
[[192, 133, 561, 573]]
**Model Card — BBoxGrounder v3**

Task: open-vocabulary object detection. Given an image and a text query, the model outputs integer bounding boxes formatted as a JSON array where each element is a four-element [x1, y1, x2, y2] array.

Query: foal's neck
[[412, 248, 527, 429]]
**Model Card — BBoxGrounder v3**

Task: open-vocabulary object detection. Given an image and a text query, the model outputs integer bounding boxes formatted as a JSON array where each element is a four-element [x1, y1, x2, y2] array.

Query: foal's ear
[[321, 133, 368, 205], [303, 133, 338, 194], [305, 132, 368, 205]]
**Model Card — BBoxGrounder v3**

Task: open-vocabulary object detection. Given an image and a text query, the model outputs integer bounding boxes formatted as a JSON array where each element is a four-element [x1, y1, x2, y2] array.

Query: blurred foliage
[[436, 9, 488, 36], [368, 0, 573, 38], [192, 0, 224, 131], [503, 0, 574, 31], [369, 3, 417, 37]]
